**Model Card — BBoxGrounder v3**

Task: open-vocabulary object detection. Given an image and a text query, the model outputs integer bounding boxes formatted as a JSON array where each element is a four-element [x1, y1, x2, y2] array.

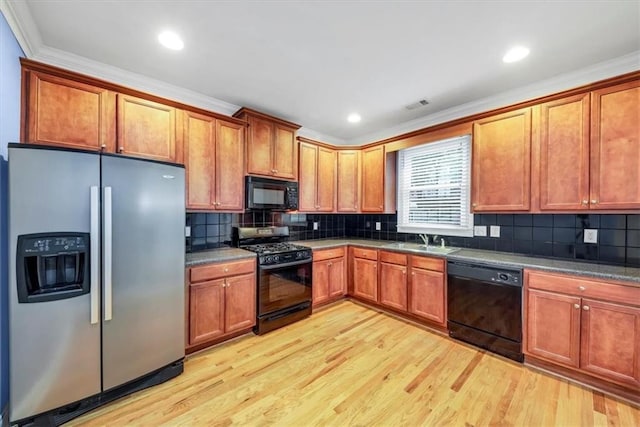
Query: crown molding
[[297, 128, 346, 146], [0, 0, 42, 57], [349, 51, 640, 146]]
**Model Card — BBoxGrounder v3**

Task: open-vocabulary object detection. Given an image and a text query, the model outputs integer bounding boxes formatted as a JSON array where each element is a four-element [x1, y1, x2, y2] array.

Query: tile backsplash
[[186, 212, 639, 267]]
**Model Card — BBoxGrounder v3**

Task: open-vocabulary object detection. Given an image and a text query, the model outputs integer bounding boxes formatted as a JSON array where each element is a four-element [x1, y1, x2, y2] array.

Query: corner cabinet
[[336, 150, 360, 212], [184, 111, 245, 211], [524, 270, 640, 391], [472, 108, 532, 211], [299, 141, 336, 212], [233, 108, 301, 180], [187, 258, 256, 352]]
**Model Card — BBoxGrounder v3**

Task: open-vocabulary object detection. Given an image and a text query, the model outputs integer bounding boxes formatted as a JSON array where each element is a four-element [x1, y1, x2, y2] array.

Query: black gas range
[[233, 226, 312, 334]]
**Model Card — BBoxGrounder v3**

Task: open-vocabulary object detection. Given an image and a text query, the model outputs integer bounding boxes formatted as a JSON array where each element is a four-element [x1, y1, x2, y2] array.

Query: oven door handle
[[259, 259, 312, 270]]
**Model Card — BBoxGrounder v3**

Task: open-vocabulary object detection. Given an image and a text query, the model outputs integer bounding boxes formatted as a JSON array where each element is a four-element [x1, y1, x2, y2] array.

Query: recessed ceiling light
[[347, 113, 361, 123], [158, 31, 184, 50], [503, 46, 530, 63]]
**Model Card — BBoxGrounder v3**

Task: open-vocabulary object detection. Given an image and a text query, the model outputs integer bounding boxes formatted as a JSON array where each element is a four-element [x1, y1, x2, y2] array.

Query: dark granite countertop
[[293, 239, 640, 285], [185, 247, 256, 267]]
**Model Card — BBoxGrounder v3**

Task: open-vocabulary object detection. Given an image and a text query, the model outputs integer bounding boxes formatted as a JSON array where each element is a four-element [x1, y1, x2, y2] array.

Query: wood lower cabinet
[[234, 108, 300, 180], [187, 259, 256, 351], [590, 80, 640, 210], [472, 108, 531, 211], [337, 150, 360, 212], [379, 252, 408, 311], [524, 270, 640, 390], [23, 70, 116, 151], [117, 94, 180, 162], [184, 111, 244, 210], [351, 248, 378, 302], [408, 256, 446, 326], [299, 141, 336, 212], [312, 247, 346, 307]]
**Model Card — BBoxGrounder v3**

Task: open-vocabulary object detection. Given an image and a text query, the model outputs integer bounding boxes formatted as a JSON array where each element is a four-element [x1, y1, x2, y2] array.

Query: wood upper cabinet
[[537, 93, 591, 210], [361, 146, 385, 212], [23, 70, 116, 151], [299, 141, 336, 212], [234, 108, 300, 180], [472, 108, 531, 211], [590, 80, 640, 209], [408, 256, 446, 326], [312, 247, 346, 307], [379, 260, 408, 311], [184, 112, 244, 211], [351, 248, 378, 302], [117, 94, 180, 163], [524, 270, 640, 389], [337, 150, 360, 212], [187, 259, 256, 350]]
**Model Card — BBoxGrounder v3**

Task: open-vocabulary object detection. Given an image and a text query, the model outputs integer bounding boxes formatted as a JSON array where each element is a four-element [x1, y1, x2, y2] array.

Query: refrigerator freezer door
[[101, 155, 185, 391], [9, 146, 101, 422]]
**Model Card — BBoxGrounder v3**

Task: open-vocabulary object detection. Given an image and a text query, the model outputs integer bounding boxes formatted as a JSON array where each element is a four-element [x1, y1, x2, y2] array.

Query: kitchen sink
[[381, 242, 460, 255]]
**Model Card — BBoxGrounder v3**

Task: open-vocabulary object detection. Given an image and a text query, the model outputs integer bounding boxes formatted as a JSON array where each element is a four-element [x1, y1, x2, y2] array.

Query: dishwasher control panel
[[447, 261, 522, 287]]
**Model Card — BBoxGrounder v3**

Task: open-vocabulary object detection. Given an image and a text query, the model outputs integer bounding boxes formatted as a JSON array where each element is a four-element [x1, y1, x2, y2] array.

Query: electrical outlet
[[474, 225, 487, 237], [313, 222, 319, 230], [584, 229, 598, 244], [375, 222, 381, 231], [490, 225, 501, 238], [185, 226, 191, 237]]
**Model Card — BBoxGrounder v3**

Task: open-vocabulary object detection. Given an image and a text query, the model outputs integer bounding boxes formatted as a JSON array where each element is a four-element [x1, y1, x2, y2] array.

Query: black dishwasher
[[447, 261, 523, 362]]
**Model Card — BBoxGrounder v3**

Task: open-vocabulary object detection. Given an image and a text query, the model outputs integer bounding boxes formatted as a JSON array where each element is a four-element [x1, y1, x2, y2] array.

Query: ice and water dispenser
[[16, 232, 91, 303]]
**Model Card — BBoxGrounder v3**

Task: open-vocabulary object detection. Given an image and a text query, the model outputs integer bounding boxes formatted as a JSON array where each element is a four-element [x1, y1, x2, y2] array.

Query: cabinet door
[[409, 267, 445, 325], [328, 257, 346, 298], [246, 116, 274, 176], [525, 289, 581, 368], [25, 71, 115, 152], [316, 146, 336, 211], [224, 273, 256, 333], [184, 111, 215, 209], [117, 94, 177, 162], [189, 279, 225, 345], [337, 150, 360, 212], [380, 262, 407, 311], [590, 81, 640, 209], [352, 257, 378, 302], [298, 142, 318, 212], [215, 120, 245, 211], [472, 108, 531, 211], [361, 146, 385, 212], [312, 259, 330, 306], [538, 94, 590, 210], [273, 124, 297, 180], [580, 298, 640, 388]]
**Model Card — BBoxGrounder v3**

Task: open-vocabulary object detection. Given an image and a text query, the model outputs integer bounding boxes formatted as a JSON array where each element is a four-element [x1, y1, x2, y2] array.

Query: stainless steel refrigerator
[[8, 144, 185, 425]]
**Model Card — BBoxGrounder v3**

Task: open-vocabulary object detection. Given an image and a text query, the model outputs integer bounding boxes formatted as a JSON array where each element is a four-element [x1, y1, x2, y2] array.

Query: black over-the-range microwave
[[245, 176, 298, 211]]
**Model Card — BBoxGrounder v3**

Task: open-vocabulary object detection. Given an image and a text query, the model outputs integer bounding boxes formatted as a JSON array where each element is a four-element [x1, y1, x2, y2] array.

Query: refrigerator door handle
[[90, 186, 99, 325], [104, 186, 113, 321]]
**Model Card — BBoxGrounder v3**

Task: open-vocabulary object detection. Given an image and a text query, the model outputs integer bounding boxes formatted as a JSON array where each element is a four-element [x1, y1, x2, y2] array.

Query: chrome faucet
[[418, 234, 430, 247]]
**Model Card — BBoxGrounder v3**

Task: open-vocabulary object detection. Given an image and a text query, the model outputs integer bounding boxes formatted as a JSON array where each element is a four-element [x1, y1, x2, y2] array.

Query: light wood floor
[[69, 300, 639, 426]]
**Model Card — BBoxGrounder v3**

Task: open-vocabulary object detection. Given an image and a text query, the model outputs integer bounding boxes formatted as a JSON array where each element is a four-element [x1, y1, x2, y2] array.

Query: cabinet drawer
[[351, 247, 378, 261], [410, 256, 445, 272], [380, 251, 407, 265], [314, 247, 346, 262], [525, 270, 640, 306], [190, 258, 256, 283]]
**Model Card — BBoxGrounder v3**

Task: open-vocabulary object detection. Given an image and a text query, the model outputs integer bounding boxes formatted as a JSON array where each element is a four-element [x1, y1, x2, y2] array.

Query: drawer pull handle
[[578, 286, 585, 291], [583, 305, 590, 311], [574, 304, 580, 309], [224, 268, 229, 272]]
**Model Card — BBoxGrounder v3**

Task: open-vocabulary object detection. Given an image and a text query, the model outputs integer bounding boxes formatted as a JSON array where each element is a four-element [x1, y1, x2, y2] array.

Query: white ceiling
[[4, 0, 640, 145]]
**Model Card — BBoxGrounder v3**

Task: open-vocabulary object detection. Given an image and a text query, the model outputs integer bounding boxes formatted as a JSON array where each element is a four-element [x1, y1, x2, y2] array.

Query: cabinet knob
[[582, 200, 588, 205], [402, 271, 406, 275], [578, 286, 585, 291], [591, 200, 598, 204], [118, 147, 124, 153], [472, 203, 477, 208], [583, 305, 590, 311], [101, 144, 106, 149], [328, 262, 332, 267], [411, 272, 415, 275], [224, 268, 228, 272], [574, 303, 580, 309]]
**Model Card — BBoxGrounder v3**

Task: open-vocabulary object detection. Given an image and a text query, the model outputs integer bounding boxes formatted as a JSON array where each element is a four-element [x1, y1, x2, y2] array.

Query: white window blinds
[[397, 135, 473, 237]]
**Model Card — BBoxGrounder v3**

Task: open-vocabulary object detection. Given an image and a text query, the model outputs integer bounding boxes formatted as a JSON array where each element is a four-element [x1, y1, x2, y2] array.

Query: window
[[397, 135, 473, 237]]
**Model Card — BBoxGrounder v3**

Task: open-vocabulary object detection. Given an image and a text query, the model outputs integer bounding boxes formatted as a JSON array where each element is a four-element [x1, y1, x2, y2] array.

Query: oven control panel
[[259, 250, 311, 266]]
